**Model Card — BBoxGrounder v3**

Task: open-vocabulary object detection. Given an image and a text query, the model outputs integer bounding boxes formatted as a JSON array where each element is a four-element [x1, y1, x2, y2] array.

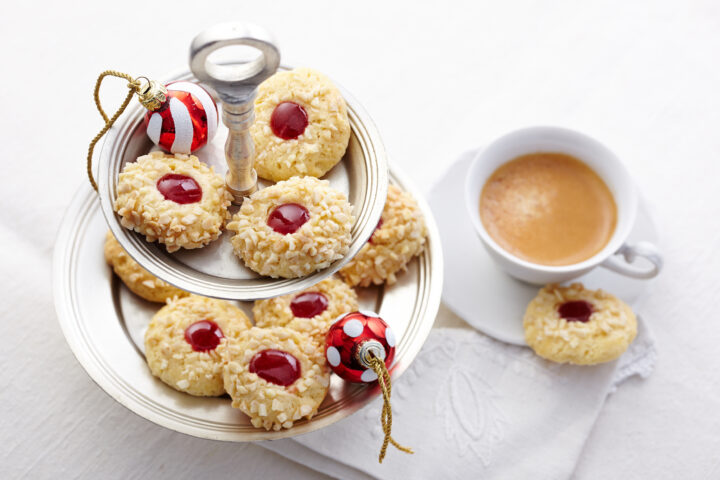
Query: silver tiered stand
[[54, 22, 443, 441]]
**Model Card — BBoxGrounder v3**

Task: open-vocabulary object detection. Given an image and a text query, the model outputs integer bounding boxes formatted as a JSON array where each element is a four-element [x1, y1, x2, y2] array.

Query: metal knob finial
[[189, 23, 280, 202]]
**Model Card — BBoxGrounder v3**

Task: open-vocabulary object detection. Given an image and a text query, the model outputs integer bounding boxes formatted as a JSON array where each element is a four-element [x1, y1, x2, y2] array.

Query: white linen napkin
[[260, 320, 655, 479]]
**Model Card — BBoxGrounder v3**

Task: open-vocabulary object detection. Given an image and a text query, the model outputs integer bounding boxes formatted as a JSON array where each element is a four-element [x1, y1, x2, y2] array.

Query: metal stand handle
[[189, 23, 280, 202]]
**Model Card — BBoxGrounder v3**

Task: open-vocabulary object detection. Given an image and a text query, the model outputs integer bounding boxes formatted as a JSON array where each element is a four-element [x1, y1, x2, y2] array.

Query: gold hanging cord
[[368, 355, 414, 463], [86, 71, 166, 191]]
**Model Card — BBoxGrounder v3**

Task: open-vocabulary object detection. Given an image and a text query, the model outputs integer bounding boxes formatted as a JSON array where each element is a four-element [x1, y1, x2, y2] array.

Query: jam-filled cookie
[[523, 283, 637, 365], [114, 151, 232, 252], [250, 68, 351, 182], [253, 276, 359, 343], [340, 185, 428, 287], [144, 295, 252, 396], [104, 231, 188, 303], [227, 176, 354, 278], [223, 327, 330, 431]]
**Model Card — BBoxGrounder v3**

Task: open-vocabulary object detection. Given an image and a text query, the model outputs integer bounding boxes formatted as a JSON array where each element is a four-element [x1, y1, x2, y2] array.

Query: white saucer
[[428, 151, 659, 346]]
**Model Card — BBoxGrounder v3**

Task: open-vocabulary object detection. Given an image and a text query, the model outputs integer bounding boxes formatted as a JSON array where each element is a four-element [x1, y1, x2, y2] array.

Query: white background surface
[[1, 1, 719, 478]]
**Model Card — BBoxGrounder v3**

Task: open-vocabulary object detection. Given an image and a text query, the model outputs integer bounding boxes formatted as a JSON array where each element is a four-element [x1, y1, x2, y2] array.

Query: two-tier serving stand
[[53, 23, 442, 440]]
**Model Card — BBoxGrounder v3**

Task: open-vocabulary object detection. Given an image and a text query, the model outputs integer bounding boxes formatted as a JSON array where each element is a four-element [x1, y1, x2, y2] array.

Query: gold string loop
[[86, 70, 143, 192], [369, 356, 414, 463]]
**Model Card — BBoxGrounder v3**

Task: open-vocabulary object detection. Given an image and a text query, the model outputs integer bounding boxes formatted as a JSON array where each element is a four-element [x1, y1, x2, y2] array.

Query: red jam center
[[270, 101, 309, 140], [558, 300, 594, 323], [369, 218, 383, 244], [249, 349, 301, 386], [290, 292, 329, 318], [184, 320, 224, 352], [267, 203, 310, 234], [156, 173, 202, 204]]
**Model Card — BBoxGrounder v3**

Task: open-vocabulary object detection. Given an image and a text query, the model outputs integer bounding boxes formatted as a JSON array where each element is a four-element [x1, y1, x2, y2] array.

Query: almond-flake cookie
[[114, 151, 232, 252], [223, 327, 330, 431], [340, 185, 428, 287], [253, 276, 358, 344], [145, 295, 252, 396], [104, 231, 188, 303], [227, 176, 354, 278], [523, 283, 637, 365], [251, 68, 351, 182]]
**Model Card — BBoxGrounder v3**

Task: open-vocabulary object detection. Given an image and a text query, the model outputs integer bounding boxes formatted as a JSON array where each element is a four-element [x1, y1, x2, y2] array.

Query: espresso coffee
[[479, 152, 617, 266]]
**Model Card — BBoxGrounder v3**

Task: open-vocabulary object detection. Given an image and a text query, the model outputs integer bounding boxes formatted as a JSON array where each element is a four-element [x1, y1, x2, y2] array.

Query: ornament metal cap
[[136, 79, 167, 111], [356, 339, 386, 369]]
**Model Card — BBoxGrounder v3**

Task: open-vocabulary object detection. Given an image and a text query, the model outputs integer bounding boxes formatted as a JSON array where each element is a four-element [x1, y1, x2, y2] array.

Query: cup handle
[[600, 241, 663, 279]]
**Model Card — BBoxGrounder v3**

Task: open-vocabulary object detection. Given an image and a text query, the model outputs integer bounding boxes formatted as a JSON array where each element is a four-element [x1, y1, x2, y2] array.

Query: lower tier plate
[[53, 167, 442, 441]]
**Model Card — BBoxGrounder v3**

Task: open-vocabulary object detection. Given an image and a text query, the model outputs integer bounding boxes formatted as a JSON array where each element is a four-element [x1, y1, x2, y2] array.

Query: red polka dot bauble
[[144, 81, 218, 154], [325, 311, 396, 383]]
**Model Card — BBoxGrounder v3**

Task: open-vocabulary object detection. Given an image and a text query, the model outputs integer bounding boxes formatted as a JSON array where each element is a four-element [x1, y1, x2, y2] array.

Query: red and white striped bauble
[[144, 81, 218, 154]]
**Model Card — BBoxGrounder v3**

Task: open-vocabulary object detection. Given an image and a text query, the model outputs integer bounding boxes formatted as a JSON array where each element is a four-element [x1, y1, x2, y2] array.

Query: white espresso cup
[[464, 126, 663, 285]]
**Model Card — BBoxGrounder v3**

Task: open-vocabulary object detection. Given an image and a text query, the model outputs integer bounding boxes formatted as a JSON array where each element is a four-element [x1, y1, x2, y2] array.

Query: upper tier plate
[[97, 68, 387, 301]]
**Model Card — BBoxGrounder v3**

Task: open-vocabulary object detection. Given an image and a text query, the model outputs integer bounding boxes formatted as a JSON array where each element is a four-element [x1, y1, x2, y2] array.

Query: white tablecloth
[[2, 1, 719, 478]]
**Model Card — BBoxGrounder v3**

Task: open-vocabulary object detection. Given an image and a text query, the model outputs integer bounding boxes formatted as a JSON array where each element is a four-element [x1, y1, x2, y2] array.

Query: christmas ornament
[[85, 71, 217, 192], [326, 311, 413, 463], [325, 311, 396, 383], [143, 81, 218, 154]]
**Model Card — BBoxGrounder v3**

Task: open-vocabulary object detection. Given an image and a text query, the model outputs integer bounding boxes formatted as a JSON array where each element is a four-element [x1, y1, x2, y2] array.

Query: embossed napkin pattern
[[261, 323, 655, 480]]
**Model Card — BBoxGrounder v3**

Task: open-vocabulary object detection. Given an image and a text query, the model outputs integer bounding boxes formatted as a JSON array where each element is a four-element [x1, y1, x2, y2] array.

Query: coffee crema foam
[[480, 152, 617, 266]]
